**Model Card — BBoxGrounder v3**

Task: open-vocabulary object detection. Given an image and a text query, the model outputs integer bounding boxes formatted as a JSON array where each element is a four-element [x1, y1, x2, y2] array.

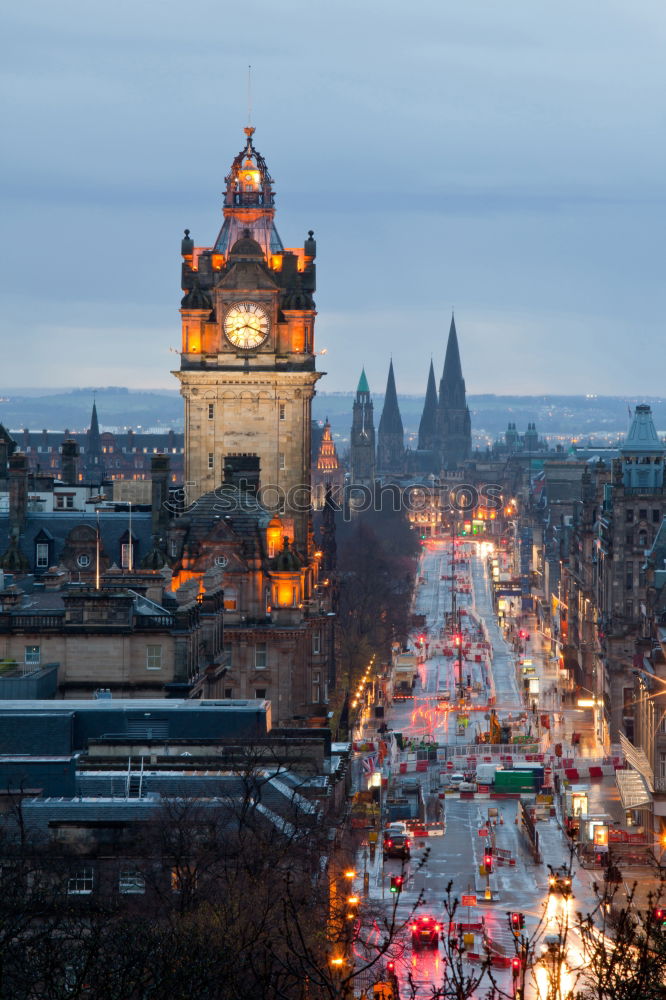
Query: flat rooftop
[[0, 699, 269, 713]]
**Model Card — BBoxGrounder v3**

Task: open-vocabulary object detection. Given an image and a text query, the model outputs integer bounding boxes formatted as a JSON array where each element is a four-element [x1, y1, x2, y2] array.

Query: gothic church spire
[[377, 360, 405, 475], [418, 360, 438, 451]]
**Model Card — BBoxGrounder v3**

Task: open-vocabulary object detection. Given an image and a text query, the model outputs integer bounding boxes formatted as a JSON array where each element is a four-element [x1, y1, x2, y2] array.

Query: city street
[[359, 538, 607, 998]]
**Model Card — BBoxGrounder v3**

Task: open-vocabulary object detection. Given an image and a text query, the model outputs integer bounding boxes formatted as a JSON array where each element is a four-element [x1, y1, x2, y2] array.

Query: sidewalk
[[513, 610, 605, 759]]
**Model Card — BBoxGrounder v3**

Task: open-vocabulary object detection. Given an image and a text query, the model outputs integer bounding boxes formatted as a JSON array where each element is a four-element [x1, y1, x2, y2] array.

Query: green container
[[494, 771, 535, 793]]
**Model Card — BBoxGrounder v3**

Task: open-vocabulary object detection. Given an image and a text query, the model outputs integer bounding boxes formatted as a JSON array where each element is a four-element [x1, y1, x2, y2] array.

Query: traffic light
[[387, 960, 396, 975], [653, 907, 666, 928], [390, 875, 404, 893], [511, 957, 521, 978], [484, 849, 493, 872], [453, 634, 462, 647], [510, 912, 525, 930]]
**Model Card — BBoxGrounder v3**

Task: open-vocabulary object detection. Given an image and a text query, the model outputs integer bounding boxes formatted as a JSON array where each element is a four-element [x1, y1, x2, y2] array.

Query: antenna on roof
[[247, 64, 253, 127]]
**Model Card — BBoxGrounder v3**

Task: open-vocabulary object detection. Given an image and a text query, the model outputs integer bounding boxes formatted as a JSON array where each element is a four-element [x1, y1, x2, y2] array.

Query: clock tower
[[175, 127, 321, 556]]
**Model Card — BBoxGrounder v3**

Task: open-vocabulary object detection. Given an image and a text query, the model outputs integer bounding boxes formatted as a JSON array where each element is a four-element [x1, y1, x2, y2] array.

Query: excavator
[[478, 709, 503, 745], [489, 709, 502, 745]]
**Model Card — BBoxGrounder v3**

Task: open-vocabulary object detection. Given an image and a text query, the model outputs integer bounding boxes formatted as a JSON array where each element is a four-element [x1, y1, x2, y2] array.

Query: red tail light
[[385, 839, 392, 847]]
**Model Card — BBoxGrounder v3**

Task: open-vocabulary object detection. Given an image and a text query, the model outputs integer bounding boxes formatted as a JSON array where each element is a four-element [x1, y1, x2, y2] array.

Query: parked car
[[447, 773, 465, 788], [383, 833, 411, 860], [411, 914, 441, 950]]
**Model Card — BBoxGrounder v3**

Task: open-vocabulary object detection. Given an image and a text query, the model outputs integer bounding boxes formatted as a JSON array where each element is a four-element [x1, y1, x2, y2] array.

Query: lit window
[[146, 645, 162, 670], [68, 867, 94, 895], [171, 866, 196, 893], [36, 543, 49, 568], [24, 645, 40, 666], [224, 589, 237, 611], [255, 643, 267, 669], [119, 869, 145, 894], [121, 542, 134, 569], [77, 554, 91, 568]]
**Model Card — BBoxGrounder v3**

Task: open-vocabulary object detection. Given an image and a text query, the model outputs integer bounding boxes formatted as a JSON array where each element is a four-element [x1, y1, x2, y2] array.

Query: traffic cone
[[500, 815, 504, 825]]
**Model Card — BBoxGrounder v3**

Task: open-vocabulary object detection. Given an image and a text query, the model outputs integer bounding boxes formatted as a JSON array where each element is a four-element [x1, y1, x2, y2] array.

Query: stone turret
[[621, 404, 665, 491]]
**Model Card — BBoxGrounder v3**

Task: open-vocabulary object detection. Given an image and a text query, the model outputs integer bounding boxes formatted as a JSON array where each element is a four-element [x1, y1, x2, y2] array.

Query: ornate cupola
[[213, 126, 284, 262], [270, 537, 304, 624]]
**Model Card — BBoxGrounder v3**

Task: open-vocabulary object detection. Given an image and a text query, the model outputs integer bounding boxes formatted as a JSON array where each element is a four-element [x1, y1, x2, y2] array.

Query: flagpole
[[95, 509, 100, 590], [128, 501, 133, 572]]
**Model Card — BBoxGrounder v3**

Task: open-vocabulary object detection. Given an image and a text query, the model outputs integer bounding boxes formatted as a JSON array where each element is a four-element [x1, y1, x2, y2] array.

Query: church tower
[[350, 368, 376, 488], [437, 314, 471, 469], [377, 360, 405, 475], [174, 127, 321, 556]]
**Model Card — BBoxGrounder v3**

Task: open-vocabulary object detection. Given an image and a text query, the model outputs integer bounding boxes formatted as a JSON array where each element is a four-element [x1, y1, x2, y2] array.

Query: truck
[[393, 652, 418, 698], [475, 762, 500, 785], [494, 766, 544, 794]]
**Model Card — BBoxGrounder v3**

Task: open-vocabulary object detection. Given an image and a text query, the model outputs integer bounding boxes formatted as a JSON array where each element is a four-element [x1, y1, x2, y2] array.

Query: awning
[[618, 732, 654, 791], [616, 769, 652, 810]]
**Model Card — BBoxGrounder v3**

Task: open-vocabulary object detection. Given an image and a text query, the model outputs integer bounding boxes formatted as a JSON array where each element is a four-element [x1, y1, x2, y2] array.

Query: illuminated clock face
[[224, 301, 270, 350]]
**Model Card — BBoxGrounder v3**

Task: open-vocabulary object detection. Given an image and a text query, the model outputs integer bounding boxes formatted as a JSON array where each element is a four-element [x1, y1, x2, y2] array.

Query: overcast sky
[[2, 1, 666, 400]]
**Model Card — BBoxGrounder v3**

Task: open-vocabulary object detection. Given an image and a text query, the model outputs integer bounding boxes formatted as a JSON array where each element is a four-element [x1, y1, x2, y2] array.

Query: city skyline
[[2, 1, 666, 397]]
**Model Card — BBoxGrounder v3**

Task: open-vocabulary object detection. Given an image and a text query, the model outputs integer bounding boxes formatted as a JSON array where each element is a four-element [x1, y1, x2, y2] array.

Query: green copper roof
[[357, 367, 370, 394]]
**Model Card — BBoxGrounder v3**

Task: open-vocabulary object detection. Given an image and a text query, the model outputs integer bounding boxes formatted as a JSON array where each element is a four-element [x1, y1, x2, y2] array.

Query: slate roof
[[622, 404, 665, 454], [178, 487, 270, 553], [0, 510, 153, 573]]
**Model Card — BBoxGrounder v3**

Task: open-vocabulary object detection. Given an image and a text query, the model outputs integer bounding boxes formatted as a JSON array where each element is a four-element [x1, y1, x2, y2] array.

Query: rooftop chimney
[[61, 439, 79, 485]]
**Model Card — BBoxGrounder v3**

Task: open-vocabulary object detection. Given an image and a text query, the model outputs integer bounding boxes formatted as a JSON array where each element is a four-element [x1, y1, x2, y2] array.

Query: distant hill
[[0, 388, 182, 433], [1, 387, 663, 448]]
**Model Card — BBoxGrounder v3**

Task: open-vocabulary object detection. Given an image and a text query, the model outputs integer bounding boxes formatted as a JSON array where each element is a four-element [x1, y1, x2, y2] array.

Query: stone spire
[[85, 400, 104, 483], [418, 360, 438, 451], [437, 313, 471, 469], [377, 360, 405, 475], [439, 314, 465, 408]]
